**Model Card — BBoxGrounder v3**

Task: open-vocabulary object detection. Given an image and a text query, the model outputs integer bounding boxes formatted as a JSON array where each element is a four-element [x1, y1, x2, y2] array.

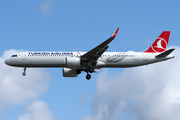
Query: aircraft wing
[[81, 28, 119, 62]]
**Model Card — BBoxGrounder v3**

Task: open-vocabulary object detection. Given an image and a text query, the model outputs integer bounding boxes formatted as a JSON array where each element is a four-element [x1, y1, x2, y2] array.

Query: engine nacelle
[[63, 68, 81, 77], [66, 57, 81, 67]]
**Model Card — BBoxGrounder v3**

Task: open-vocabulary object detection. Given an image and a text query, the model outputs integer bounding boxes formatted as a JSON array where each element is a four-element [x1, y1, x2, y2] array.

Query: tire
[[89, 67, 94, 73], [22, 72, 26, 76], [86, 74, 91, 80]]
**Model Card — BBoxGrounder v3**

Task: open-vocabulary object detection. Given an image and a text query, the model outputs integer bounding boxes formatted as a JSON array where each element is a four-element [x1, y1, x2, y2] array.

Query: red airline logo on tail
[[145, 31, 170, 53], [152, 37, 167, 53]]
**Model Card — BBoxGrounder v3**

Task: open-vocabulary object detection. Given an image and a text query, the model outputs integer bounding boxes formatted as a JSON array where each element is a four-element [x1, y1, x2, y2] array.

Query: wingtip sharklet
[[112, 28, 119, 37]]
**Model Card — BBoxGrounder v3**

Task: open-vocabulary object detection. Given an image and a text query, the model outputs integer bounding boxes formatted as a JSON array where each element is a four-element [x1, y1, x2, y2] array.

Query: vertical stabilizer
[[144, 31, 170, 53]]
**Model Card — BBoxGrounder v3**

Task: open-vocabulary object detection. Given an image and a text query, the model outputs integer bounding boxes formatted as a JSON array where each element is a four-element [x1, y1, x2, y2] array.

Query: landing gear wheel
[[22, 72, 26, 76], [86, 74, 91, 80], [22, 67, 26, 76], [89, 67, 94, 73]]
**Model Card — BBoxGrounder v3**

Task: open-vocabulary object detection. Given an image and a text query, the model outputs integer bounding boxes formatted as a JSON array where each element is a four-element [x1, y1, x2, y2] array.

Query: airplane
[[5, 28, 175, 80]]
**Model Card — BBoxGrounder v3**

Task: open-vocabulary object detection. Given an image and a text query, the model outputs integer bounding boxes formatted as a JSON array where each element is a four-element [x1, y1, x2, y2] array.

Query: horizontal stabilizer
[[155, 49, 175, 58]]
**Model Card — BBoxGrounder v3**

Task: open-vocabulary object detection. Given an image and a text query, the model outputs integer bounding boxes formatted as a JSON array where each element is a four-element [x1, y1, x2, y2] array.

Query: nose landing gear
[[22, 67, 26, 76]]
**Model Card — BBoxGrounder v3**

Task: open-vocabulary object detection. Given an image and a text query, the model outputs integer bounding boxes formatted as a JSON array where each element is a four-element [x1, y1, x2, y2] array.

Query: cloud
[[40, 1, 53, 15], [0, 49, 51, 105], [17, 101, 54, 120], [84, 46, 180, 120], [0, 49, 53, 119]]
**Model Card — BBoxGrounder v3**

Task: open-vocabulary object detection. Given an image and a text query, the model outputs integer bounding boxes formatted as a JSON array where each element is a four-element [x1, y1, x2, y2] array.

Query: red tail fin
[[144, 31, 170, 53]]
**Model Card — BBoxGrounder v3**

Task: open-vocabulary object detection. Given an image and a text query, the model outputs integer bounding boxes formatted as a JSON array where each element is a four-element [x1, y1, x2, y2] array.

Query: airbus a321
[[5, 28, 175, 80]]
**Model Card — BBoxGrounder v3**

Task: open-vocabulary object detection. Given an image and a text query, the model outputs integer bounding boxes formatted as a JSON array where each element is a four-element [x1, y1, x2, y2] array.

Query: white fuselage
[[5, 51, 174, 69]]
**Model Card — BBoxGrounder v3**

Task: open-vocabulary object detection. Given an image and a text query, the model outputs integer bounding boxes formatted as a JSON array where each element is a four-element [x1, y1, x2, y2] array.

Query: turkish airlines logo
[[151, 37, 167, 53]]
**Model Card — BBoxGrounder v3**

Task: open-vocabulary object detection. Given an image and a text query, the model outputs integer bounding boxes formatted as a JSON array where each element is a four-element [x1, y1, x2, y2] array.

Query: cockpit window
[[11, 55, 17, 57]]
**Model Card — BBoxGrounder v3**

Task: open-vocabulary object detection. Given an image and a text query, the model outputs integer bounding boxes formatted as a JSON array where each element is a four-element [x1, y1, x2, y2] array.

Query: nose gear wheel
[[22, 67, 26, 76]]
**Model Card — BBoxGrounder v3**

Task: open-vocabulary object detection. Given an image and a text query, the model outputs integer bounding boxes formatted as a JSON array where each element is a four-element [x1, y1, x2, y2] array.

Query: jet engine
[[66, 57, 81, 67], [63, 68, 81, 77]]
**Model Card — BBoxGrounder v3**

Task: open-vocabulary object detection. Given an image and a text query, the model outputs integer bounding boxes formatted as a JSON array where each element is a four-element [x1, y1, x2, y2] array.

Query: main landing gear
[[89, 67, 94, 73], [22, 67, 26, 76], [86, 73, 91, 80], [86, 67, 94, 80]]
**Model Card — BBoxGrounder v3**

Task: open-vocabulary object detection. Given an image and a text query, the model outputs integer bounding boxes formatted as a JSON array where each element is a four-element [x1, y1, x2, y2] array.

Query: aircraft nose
[[5, 58, 11, 65]]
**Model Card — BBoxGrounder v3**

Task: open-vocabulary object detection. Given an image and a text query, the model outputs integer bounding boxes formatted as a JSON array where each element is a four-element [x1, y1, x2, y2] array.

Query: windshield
[[11, 55, 17, 57]]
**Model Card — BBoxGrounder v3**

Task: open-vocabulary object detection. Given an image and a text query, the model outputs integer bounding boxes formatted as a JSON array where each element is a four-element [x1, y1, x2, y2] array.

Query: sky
[[0, 0, 180, 120]]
